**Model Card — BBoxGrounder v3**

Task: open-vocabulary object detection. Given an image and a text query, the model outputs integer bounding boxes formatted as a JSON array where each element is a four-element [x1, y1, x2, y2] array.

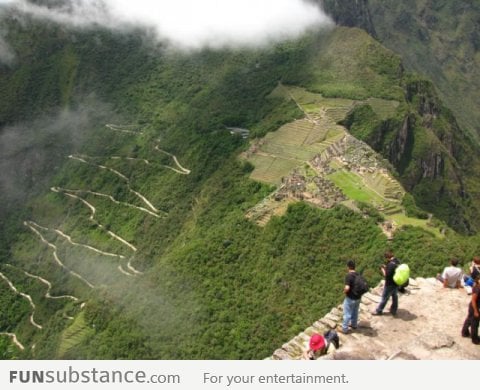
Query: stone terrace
[[271, 278, 480, 360]]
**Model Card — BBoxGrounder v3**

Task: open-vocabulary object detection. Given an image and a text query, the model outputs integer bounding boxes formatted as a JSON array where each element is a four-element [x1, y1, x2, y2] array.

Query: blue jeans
[[376, 284, 398, 314], [342, 296, 360, 332]]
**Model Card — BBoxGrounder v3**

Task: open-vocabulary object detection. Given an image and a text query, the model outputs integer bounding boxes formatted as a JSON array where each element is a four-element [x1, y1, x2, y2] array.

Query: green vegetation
[[366, 0, 480, 141], [0, 13, 480, 360], [306, 27, 405, 100], [57, 312, 94, 358], [329, 170, 384, 204], [402, 193, 429, 220]]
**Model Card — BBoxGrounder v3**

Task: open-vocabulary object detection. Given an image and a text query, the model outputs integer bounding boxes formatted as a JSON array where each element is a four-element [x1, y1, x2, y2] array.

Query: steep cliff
[[319, 0, 480, 141], [321, 0, 377, 37], [342, 75, 480, 233], [272, 277, 480, 360]]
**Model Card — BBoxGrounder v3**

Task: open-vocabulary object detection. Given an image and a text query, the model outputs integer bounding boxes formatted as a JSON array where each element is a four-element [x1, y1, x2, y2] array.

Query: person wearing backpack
[[340, 260, 366, 334], [372, 250, 399, 316]]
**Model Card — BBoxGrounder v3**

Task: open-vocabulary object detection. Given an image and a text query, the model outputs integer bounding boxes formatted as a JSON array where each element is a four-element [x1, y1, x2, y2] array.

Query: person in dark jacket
[[372, 250, 399, 316], [340, 260, 362, 334], [461, 274, 480, 344]]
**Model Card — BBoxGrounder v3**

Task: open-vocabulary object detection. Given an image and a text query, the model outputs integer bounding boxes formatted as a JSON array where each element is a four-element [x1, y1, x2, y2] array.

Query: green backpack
[[393, 263, 410, 286]]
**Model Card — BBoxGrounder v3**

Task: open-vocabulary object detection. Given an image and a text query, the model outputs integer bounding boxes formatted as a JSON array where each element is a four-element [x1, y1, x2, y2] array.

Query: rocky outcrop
[[319, 0, 377, 37], [343, 76, 479, 233], [387, 114, 414, 173], [271, 277, 480, 360]]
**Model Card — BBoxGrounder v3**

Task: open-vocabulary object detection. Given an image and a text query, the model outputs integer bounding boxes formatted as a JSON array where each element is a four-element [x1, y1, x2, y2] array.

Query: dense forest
[[1, 2, 480, 359]]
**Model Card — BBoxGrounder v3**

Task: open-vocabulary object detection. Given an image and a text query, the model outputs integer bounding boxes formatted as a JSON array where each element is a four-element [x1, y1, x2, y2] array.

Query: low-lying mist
[[0, 102, 111, 221]]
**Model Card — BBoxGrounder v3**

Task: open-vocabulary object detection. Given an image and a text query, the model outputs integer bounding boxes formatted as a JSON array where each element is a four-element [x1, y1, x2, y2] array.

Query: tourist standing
[[461, 274, 480, 345], [340, 260, 362, 333], [373, 251, 399, 316]]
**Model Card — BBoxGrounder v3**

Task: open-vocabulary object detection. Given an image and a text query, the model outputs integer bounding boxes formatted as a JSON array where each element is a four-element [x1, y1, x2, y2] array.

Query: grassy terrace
[[249, 155, 300, 185], [389, 213, 443, 238], [246, 86, 353, 185], [328, 170, 385, 205]]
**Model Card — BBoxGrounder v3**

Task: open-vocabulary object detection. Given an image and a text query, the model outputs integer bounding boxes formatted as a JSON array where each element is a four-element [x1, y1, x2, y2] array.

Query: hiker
[[340, 260, 362, 334], [303, 330, 339, 360], [461, 274, 480, 345], [372, 250, 399, 316], [436, 258, 463, 288]]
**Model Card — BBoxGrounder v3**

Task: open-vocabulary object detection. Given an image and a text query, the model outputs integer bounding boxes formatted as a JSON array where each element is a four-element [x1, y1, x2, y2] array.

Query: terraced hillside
[[244, 85, 439, 235]]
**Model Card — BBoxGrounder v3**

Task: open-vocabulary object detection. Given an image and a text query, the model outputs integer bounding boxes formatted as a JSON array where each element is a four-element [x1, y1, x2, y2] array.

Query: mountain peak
[[272, 278, 480, 360]]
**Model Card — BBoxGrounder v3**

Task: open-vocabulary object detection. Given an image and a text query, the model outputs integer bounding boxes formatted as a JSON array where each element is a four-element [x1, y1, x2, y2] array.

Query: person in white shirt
[[437, 258, 463, 288]]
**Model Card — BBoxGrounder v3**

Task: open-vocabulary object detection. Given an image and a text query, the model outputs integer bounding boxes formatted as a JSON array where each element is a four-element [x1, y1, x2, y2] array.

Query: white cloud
[[9, 0, 333, 49]]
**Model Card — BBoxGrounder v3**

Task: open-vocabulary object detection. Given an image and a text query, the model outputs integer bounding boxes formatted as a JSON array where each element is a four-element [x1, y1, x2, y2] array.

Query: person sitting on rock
[[436, 258, 463, 288], [461, 274, 480, 345], [302, 330, 339, 360]]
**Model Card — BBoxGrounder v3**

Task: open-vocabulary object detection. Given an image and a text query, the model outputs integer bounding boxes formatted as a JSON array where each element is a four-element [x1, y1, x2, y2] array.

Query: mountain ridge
[[1, 8, 479, 359]]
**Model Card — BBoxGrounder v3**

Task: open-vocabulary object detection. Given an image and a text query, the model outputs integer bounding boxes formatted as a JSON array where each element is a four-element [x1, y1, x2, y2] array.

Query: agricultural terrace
[[248, 85, 400, 186], [328, 170, 385, 205], [245, 85, 441, 235]]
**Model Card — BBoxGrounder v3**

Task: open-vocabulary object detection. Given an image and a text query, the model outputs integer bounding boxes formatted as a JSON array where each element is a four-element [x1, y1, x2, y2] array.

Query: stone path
[[272, 277, 480, 360]]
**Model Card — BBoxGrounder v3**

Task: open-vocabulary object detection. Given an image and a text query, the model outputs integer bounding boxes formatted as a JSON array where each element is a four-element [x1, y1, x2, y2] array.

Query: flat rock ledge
[[270, 278, 480, 360]]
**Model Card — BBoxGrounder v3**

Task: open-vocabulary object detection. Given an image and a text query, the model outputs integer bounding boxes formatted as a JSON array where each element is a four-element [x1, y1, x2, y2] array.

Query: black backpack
[[351, 273, 369, 297]]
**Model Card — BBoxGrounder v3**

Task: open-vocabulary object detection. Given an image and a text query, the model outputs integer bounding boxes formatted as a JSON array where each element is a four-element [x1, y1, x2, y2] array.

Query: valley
[[0, 4, 479, 359]]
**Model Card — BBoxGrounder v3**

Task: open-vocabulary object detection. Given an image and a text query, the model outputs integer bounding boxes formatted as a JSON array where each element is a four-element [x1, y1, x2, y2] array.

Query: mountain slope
[[322, 0, 480, 141], [0, 12, 479, 359]]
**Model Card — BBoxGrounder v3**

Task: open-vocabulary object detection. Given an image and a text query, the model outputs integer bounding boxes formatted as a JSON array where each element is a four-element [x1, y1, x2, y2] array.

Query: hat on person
[[309, 334, 326, 351]]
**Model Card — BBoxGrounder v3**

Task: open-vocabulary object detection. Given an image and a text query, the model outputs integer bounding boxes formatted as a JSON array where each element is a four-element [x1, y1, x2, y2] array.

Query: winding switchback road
[[154, 146, 191, 175], [0, 333, 25, 351], [69, 154, 159, 214], [51, 188, 143, 273], [25, 221, 95, 289], [0, 271, 43, 330], [105, 124, 144, 135], [5, 264, 78, 302]]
